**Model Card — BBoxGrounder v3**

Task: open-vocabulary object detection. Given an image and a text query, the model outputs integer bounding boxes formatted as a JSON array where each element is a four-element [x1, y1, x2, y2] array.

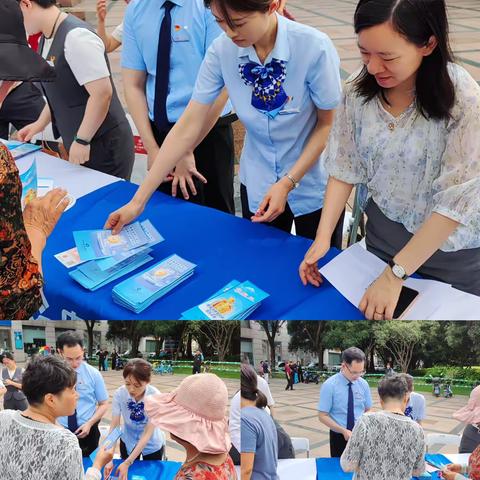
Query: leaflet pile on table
[[68, 220, 163, 290], [180, 280, 269, 320], [112, 254, 196, 313]]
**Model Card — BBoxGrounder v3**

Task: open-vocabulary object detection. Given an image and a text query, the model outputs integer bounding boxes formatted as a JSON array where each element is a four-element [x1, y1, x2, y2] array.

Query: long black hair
[[241, 364, 268, 409], [353, 0, 455, 120]]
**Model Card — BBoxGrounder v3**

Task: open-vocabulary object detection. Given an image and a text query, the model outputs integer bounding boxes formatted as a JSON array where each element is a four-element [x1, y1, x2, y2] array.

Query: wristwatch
[[285, 173, 299, 189], [73, 135, 90, 146], [388, 259, 408, 280]]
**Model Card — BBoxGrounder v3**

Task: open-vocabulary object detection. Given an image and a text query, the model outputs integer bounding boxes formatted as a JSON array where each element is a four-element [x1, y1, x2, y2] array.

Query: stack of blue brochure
[[180, 280, 269, 320], [112, 254, 196, 313], [2, 139, 42, 159], [69, 220, 163, 290]]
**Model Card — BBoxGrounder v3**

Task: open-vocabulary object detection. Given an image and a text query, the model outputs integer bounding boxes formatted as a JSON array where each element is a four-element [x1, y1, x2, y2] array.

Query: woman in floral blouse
[[300, 0, 480, 320], [0, 0, 68, 319]]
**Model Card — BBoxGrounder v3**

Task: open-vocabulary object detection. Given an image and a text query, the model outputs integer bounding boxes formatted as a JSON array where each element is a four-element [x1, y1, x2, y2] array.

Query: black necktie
[[154, 1, 174, 132], [347, 382, 355, 431], [67, 409, 78, 433]]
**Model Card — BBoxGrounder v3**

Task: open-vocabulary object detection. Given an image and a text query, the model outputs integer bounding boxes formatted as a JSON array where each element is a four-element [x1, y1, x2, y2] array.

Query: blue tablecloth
[[42, 181, 364, 320], [315, 458, 442, 479], [83, 458, 181, 479]]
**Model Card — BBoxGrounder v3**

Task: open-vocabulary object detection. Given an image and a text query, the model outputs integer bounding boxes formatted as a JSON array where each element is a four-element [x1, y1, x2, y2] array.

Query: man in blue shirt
[[56, 331, 109, 457], [400, 373, 426, 425], [318, 347, 372, 457], [121, 0, 235, 213]]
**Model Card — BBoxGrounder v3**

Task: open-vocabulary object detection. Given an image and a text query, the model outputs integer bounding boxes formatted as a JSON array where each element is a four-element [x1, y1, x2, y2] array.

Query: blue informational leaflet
[[73, 221, 162, 262], [112, 254, 196, 313], [89, 426, 122, 463], [70, 251, 153, 291], [180, 280, 269, 320], [18, 156, 37, 210], [2, 139, 42, 159]]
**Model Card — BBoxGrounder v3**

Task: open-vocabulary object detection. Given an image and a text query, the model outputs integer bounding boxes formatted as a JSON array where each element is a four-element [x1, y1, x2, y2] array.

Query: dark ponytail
[[241, 364, 268, 409]]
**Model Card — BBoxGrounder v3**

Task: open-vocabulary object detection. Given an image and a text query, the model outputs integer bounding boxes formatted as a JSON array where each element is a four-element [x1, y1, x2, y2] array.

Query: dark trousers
[[329, 430, 348, 458], [80, 121, 134, 181], [285, 375, 294, 390], [240, 184, 345, 246], [79, 421, 101, 458], [120, 439, 164, 460], [152, 120, 235, 214], [0, 83, 45, 139], [3, 396, 28, 411], [229, 444, 240, 465], [192, 365, 201, 374]]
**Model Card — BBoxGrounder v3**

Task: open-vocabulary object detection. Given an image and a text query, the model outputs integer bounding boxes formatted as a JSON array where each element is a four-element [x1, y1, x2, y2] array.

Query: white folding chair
[[291, 437, 310, 458], [426, 433, 462, 453]]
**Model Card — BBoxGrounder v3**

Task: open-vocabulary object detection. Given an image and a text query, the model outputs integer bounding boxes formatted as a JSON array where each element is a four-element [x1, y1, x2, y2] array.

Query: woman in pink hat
[[453, 386, 480, 454], [144, 373, 236, 480]]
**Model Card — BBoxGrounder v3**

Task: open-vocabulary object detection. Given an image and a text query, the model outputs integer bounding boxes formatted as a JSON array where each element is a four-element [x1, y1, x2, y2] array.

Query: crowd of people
[[238, 346, 480, 480], [1, 0, 479, 320], [0, 331, 236, 480]]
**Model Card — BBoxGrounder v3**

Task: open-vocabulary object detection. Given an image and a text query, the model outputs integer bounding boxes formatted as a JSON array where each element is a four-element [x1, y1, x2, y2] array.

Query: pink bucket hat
[[453, 386, 480, 424], [145, 373, 231, 454]]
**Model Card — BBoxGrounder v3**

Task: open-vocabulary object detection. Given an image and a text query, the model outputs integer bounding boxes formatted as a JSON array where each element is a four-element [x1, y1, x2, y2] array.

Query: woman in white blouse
[[300, 0, 480, 320]]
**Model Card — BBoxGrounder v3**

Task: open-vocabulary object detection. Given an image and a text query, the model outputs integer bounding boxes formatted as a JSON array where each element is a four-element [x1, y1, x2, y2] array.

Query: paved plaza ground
[[268, 376, 470, 458]]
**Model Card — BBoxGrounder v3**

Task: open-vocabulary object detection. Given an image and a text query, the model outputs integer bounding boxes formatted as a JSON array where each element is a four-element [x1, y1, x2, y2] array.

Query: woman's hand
[[251, 178, 291, 224], [23, 188, 69, 239], [16, 121, 44, 142], [115, 461, 130, 480], [96, 0, 107, 22], [170, 152, 206, 200], [92, 445, 114, 472], [359, 267, 403, 320], [103, 460, 114, 479], [299, 237, 330, 287], [104, 200, 144, 235], [441, 464, 463, 480]]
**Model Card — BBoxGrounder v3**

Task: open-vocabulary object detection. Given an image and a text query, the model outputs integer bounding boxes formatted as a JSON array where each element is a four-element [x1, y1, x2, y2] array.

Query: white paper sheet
[[320, 244, 480, 320]]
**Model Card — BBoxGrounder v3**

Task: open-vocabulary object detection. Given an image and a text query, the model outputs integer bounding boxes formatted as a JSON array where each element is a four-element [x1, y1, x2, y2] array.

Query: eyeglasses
[[344, 363, 366, 377]]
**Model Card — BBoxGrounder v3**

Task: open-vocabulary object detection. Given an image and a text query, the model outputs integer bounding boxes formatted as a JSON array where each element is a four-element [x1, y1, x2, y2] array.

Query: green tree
[[374, 322, 424, 372], [106, 321, 152, 357], [255, 321, 285, 369], [83, 320, 98, 357], [287, 321, 328, 365]]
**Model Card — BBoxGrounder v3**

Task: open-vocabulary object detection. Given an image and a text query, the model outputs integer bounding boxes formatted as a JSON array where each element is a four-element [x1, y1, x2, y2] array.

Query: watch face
[[392, 264, 406, 278]]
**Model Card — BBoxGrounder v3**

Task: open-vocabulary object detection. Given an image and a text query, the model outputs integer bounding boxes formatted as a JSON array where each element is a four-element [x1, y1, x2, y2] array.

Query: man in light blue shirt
[[56, 331, 109, 457], [122, 0, 235, 213], [400, 373, 426, 425], [318, 347, 372, 457]]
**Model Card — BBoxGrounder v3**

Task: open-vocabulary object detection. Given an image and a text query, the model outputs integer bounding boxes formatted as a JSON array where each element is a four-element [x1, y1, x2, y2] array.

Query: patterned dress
[[0, 143, 42, 319], [174, 456, 237, 480]]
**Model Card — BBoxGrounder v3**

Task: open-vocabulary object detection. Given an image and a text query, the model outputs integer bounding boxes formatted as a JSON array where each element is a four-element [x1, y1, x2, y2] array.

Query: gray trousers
[[365, 199, 480, 296]]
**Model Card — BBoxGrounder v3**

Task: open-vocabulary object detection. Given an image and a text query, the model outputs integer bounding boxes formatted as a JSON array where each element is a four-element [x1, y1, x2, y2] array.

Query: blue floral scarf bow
[[239, 58, 288, 119], [127, 400, 146, 422]]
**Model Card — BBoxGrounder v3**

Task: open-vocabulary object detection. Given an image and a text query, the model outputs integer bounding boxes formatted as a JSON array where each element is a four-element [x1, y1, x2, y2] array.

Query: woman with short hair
[[0, 356, 113, 479]]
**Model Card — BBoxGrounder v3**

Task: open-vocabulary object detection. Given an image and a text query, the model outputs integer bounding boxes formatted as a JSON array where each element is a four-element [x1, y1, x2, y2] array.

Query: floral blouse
[[325, 63, 480, 252], [174, 456, 237, 480], [0, 143, 43, 319]]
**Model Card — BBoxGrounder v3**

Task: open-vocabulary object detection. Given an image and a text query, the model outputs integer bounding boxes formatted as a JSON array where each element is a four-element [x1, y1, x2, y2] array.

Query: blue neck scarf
[[239, 58, 288, 119]]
